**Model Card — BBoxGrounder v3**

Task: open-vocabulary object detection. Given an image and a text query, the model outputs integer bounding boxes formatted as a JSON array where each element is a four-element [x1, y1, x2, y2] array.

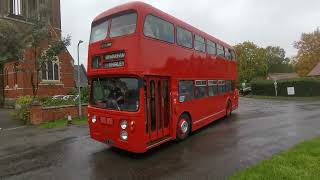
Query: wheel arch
[[226, 97, 232, 107]]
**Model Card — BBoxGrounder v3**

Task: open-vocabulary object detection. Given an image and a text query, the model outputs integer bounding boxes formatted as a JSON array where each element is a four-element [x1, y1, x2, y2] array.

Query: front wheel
[[226, 101, 232, 117], [176, 114, 191, 141]]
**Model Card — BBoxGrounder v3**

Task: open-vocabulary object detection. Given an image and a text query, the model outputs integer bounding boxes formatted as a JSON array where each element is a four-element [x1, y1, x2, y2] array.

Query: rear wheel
[[226, 101, 232, 117], [176, 114, 191, 141]]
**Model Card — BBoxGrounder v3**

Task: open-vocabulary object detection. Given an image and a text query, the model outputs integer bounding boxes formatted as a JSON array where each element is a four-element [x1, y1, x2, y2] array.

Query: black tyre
[[226, 101, 232, 117]]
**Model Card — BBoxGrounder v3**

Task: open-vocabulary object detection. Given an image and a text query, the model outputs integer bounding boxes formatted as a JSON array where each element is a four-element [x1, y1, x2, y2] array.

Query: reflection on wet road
[[1, 98, 320, 180]]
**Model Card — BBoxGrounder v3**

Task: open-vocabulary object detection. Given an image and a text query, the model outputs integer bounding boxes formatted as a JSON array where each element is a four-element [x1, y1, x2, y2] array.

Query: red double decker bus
[[87, 2, 238, 153]]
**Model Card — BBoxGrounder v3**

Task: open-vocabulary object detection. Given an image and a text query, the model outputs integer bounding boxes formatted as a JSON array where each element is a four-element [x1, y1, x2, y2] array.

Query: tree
[[265, 46, 293, 73], [234, 42, 268, 82], [22, 19, 71, 99], [0, 20, 25, 63], [294, 28, 320, 76]]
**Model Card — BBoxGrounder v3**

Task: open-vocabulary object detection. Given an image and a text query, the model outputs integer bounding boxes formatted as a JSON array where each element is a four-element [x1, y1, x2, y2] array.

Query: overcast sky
[[61, 0, 320, 67]]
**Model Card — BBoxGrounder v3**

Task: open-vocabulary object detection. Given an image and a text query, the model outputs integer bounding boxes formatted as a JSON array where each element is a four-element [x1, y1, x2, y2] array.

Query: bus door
[[144, 76, 170, 142]]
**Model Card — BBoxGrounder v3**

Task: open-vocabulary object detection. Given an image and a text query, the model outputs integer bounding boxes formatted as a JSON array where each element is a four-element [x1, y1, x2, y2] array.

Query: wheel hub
[[180, 120, 188, 134]]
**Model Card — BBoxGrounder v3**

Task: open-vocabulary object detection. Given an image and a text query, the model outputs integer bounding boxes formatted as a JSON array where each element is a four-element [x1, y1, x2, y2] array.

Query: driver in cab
[[108, 79, 124, 107]]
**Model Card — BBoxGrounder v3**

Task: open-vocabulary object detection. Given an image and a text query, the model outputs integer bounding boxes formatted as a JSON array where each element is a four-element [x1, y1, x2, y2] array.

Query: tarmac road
[[1, 98, 320, 180]]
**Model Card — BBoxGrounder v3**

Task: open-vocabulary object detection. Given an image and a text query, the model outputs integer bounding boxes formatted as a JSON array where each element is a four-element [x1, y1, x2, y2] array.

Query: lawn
[[38, 116, 88, 129], [245, 95, 320, 101], [230, 137, 320, 180]]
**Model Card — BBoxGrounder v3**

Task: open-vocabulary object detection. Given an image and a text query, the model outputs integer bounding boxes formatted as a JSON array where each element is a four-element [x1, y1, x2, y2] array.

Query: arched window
[[4, 68, 9, 87], [9, 0, 22, 16], [13, 63, 18, 86], [54, 63, 59, 80], [47, 60, 53, 80], [42, 59, 60, 81], [41, 63, 47, 80]]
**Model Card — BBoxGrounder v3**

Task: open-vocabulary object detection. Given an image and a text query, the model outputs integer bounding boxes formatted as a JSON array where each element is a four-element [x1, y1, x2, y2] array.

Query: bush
[[67, 87, 89, 103], [13, 96, 33, 123], [40, 97, 76, 107], [39, 89, 88, 107], [252, 77, 320, 97]]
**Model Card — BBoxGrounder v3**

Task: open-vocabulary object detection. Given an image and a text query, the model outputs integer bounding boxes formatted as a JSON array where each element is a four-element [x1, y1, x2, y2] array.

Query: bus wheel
[[176, 114, 191, 141], [226, 101, 232, 117]]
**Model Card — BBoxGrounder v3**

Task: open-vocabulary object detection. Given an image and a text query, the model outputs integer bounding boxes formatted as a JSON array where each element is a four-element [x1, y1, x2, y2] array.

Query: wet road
[[0, 109, 24, 129], [1, 98, 320, 180]]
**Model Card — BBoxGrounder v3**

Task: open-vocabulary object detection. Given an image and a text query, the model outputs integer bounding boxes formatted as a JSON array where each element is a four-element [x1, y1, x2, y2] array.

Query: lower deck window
[[218, 80, 226, 93], [179, 79, 235, 103], [208, 80, 218, 96], [178, 80, 194, 102], [195, 80, 207, 98]]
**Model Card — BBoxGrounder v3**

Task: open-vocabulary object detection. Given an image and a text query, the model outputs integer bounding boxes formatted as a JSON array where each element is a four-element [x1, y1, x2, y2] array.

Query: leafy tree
[[265, 46, 293, 73], [266, 46, 286, 66], [234, 42, 268, 82], [0, 20, 25, 63], [22, 18, 71, 99], [294, 28, 320, 76]]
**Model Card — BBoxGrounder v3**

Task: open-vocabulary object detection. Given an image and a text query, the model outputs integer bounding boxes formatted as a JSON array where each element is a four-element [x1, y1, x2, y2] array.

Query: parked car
[[240, 87, 252, 96], [52, 95, 65, 100], [73, 95, 79, 101], [62, 95, 75, 100]]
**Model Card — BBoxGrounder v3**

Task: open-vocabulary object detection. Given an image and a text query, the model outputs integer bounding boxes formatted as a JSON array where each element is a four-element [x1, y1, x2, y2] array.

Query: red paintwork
[[87, 1, 238, 153]]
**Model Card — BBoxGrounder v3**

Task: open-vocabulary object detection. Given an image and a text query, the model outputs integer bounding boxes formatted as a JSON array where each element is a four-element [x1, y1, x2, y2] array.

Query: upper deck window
[[143, 15, 174, 43], [217, 44, 225, 57], [194, 35, 205, 52], [110, 13, 137, 38], [225, 48, 232, 60], [207, 40, 217, 55], [231, 51, 236, 61], [177, 26, 193, 48], [90, 20, 109, 43], [90, 12, 137, 43]]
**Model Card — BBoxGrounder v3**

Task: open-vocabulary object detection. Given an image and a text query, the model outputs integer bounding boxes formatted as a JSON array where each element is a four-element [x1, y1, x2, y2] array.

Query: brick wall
[[3, 48, 75, 100], [30, 104, 88, 125]]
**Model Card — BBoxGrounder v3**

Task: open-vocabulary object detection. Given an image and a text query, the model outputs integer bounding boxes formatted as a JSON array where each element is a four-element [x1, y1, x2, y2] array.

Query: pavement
[[1, 98, 320, 180], [0, 109, 25, 130]]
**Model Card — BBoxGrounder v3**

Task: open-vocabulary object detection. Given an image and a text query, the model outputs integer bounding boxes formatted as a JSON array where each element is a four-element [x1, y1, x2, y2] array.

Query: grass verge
[[38, 116, 88, 129], [244, 95, 320, 101], [230, 137, 320, 180]]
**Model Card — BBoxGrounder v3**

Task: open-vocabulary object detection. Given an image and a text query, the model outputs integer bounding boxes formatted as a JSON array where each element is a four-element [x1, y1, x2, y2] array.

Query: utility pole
[[77, 40, 84, 118]]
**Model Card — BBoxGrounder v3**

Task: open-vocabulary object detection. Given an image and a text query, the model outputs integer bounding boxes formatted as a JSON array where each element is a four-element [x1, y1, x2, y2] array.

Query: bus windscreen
[[90, 77, 140, 112]]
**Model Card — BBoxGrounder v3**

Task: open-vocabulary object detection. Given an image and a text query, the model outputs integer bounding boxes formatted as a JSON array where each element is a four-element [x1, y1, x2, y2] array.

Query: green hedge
[[252, 77, 320, 97]]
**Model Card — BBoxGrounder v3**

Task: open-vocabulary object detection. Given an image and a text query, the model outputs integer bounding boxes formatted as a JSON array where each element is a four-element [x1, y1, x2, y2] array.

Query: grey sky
[[61, 0, 320, 67]]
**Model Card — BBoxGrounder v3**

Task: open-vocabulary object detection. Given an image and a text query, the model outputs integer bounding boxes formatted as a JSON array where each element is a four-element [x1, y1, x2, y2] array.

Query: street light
[[77, 40, 84, 118]]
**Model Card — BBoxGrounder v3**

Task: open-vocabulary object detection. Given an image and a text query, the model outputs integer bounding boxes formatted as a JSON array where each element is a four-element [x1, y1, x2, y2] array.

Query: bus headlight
[[120, 120, 128, 130], [120, 131, 128, 141], [92, 115, 97, 123]]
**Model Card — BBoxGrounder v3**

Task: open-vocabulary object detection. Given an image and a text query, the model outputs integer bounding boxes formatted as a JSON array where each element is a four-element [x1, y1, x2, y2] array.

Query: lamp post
[[77, 40, 84, 118]]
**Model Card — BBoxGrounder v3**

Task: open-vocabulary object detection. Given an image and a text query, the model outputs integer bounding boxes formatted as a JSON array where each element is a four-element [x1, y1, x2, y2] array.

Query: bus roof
[[93, 1, 234, 50]]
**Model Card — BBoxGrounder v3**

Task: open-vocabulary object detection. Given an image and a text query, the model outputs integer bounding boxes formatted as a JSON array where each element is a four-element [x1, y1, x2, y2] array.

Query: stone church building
[[0, 0, 75, 106]]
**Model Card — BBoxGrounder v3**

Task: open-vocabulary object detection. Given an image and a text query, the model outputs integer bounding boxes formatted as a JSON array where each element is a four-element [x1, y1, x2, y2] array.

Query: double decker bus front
[[89, 77, 146, 152], [87, 9, 147, 153]]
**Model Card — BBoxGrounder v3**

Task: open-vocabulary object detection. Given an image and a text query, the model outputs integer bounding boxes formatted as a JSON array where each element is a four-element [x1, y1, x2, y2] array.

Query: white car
[[62, 95, 75, 100], [52, 95, 65, 100]]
